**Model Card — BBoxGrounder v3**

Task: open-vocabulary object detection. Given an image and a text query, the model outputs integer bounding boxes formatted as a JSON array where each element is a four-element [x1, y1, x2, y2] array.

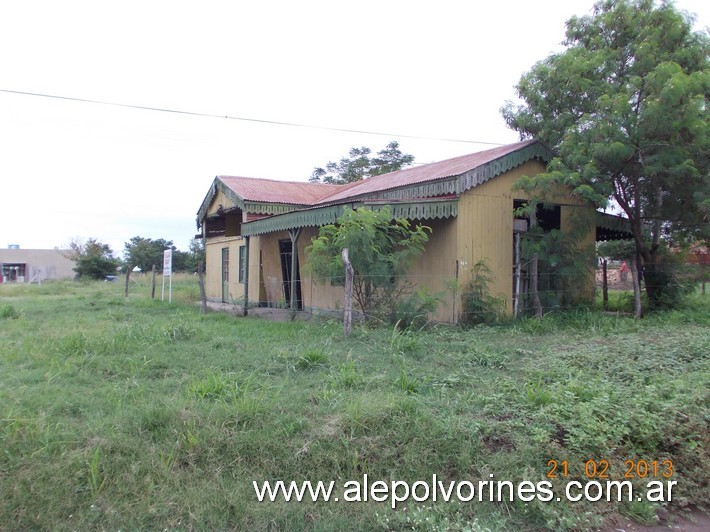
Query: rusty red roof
[[215, 139, 544, 208], [217, 175, 341, 205], [315, 140, 539, 204]]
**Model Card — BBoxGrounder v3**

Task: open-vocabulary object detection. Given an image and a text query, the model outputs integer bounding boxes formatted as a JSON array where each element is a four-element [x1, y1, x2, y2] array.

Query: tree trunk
[[630, 255, 643, 318], [342, 248, 354, 336], [198, 261, 207, 314], [531, 253, 543, 319]]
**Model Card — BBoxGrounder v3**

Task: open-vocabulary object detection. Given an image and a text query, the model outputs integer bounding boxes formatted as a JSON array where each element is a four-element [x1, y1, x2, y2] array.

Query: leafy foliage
[[306, 207, 430, 320], [123, 236, 175, 272], [390, 288, 444, 329], [597, 239, 637, 260], [63, 237, 119, 280], [461, 260, 505, 325], [309, 141, 415, 184], [124, 236, 204, 273], [502, 0, 710, 308]]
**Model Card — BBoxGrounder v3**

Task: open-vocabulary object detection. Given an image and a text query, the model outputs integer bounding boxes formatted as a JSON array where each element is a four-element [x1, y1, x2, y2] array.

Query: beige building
[[0, 248, 75, 283], [196, 140, 628, 323]]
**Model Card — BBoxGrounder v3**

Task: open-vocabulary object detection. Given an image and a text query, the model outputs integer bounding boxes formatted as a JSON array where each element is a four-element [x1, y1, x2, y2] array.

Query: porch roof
[[595, 212, 634, 241], [240, 199, 459, 236]]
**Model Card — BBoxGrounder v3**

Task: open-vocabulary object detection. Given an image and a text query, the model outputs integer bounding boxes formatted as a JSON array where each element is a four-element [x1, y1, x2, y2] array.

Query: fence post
[[531, 253, 543, 318], [151, 265, 156, 300], [602, 258, 608, 310], [630, 256, 643, 319], [198, 261, 207, 313], [342, 248, 354, 336], [124, 267, 131, 297]]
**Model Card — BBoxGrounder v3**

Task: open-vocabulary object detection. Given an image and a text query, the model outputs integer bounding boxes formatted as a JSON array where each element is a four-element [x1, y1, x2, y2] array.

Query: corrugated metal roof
[[315, 140, 540, 204], [217, 176, 341, 205], [214, 140, 545, 210]]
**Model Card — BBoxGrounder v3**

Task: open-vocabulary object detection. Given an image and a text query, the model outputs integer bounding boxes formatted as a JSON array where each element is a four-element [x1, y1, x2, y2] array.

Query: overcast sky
[[1, 1, 707, 256]]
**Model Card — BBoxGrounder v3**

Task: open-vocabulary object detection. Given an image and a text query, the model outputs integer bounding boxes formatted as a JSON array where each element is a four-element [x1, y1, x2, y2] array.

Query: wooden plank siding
[[456, 160, 545, 314], [402, 217, 458, 323], [455, 160, 595, 316]]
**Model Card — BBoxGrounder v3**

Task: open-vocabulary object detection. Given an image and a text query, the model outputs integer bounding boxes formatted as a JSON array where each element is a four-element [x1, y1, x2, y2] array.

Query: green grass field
[[1, 277, 708, 530]]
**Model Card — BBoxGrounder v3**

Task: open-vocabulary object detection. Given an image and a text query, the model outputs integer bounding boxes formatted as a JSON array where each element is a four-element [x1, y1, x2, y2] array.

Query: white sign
[[162, 249, 173, 303], [163, 249, 172, 276]]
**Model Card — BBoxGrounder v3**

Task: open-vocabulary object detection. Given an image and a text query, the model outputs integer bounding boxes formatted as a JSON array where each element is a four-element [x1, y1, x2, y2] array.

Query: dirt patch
[[602, 507, 710, 532], [202, 301, 313, 322]]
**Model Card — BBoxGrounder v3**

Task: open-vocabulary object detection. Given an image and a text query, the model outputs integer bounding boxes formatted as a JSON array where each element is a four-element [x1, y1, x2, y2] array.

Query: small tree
[[309, 141, 415, 184], [63, 237, 119, 280], [461, 260, 505, 325], [306, 207, 430, 321]]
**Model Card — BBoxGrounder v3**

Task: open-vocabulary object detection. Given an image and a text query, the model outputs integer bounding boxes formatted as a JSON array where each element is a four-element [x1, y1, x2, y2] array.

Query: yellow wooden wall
[[204, 235, 262, 304], [402, 217, 458, 322], [455, 160, 545, 314], [205, 237, 237, 302], [206, 189, 233, 215], [455, 160, 595, 316]]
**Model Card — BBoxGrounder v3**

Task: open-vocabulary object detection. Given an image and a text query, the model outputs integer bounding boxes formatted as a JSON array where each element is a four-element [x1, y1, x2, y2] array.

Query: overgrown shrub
[[389, 288, 443, 328], [461, 260, 504, 325], [0, 304, 20, 319]]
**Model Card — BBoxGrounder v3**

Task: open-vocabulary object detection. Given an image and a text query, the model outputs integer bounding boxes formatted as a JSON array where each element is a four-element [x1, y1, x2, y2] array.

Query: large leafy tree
[[123, 236, 175, 273], [306, 207, 430, 319], [63, 237, 119, 280], [502, 0, 709, 308], [309, 141, 415, 184]]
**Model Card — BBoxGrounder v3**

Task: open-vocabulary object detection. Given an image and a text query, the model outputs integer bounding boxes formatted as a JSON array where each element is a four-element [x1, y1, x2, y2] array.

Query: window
[[238, 245, 247, 283]]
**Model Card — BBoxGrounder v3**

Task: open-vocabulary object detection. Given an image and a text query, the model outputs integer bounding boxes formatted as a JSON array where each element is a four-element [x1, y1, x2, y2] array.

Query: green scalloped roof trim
[[242, 200, 459, 236], [367, 200, 458, 220], [242, 204, 347, 236], [360, 142, 554, 203], [595, 212, 634, 239]]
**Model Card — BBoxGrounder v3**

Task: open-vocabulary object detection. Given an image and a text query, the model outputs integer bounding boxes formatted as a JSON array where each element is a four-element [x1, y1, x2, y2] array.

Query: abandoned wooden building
[[196, 139, 628, 323]]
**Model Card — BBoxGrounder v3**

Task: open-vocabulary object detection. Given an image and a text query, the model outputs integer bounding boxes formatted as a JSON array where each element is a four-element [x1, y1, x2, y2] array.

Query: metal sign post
[[162, 249, 172, 303]]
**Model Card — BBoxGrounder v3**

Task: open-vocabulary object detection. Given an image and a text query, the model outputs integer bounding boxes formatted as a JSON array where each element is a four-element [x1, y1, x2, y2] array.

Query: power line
[[0, 88, 505, 147]]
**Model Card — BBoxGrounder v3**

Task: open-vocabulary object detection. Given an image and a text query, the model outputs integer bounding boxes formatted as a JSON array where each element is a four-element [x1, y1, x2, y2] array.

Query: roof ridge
[[313, 139, 541, 204], [218, 175, 341, 187]]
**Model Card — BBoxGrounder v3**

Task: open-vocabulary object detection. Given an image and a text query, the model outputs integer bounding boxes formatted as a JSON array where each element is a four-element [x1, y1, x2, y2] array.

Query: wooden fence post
[[531, 253, 543, 319], [198, 261, 207, 314], [630, 256, 643, 319], [342, 248, 354, 336], [602, 258, 608, 310], [151, 265, 156, 300], [124, 267, 131, 297]]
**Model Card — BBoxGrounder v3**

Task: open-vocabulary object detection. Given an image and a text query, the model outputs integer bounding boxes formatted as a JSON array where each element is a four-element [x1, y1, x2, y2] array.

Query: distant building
[[0, 248, 75, 283]]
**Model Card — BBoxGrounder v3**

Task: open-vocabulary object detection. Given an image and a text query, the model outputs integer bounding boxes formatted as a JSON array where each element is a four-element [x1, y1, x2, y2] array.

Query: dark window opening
[[279, 239, 302, 310], [1, 263, 27, 282], [536, 203, 561, 232]]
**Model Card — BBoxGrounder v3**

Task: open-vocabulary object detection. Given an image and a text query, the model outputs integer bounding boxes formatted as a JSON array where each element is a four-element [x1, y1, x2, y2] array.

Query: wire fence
[[252, 260, 708, 323]]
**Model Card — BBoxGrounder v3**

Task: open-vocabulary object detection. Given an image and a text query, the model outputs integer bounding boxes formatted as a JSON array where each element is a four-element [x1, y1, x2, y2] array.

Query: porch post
[[243, 236, 250, 317], [288, 228, 302, 319]]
